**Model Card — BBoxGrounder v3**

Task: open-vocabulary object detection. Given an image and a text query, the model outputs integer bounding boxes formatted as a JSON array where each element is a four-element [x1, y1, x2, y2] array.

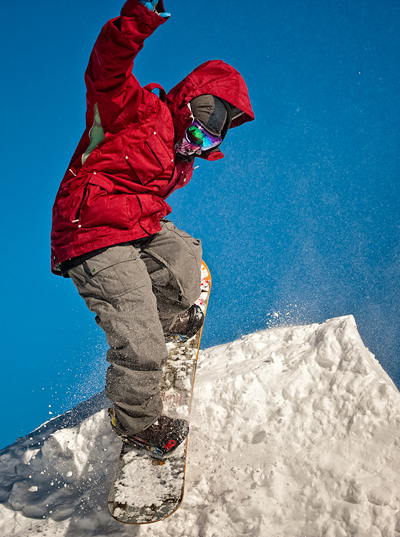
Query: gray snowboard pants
[[67, 220, 202, 436]]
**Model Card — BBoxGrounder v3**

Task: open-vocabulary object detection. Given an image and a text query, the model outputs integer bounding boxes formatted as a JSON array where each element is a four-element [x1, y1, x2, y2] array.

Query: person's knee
[[144, 221, 203, 308], [177, 268, 202, 308]]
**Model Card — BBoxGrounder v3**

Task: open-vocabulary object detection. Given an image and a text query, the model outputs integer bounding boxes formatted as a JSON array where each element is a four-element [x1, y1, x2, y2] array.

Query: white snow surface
[[0, 315, 399, 537]]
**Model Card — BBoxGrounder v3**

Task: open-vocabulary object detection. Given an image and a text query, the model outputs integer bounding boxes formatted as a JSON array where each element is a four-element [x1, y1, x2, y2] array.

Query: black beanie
[[189, 95, 229, 136]]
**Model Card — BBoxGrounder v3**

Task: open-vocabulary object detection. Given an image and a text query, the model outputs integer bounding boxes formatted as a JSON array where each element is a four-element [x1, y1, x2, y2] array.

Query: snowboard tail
[[108, 443, 186, 523], [108, 261, 211, 524]]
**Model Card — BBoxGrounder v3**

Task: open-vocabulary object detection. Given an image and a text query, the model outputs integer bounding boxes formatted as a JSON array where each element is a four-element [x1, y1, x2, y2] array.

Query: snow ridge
[[0, 316, 399, 536]]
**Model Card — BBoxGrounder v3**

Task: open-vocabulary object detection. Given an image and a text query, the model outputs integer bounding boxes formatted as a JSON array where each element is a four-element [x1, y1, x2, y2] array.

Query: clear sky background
[[1, 0, 399, 450]]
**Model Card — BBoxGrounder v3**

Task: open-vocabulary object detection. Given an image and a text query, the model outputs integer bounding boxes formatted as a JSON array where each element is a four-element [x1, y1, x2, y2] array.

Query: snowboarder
[[51, 0, 254, 455]]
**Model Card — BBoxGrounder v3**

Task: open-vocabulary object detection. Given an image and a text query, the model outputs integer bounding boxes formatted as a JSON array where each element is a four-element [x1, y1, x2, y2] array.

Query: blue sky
[[1, 0, 399, 450]]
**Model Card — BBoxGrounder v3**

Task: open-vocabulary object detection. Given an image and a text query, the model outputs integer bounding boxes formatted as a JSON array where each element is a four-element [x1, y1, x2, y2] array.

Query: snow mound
[[0, 316, 399, 537]]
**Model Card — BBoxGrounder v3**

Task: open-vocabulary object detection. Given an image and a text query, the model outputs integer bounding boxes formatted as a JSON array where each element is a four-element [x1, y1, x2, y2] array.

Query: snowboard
[[108, 261, 211, 524]]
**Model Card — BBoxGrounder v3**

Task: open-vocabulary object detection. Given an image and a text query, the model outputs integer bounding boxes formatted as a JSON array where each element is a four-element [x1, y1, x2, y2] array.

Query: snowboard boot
[[109, 408, 189, 458], [165, 304, 204, 341]]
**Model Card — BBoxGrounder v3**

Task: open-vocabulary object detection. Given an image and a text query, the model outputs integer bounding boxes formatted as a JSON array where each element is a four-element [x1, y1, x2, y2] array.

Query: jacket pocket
[[125, 133, 174, 185], [53, 175, 88, 226], [79, 173, 134, 229]]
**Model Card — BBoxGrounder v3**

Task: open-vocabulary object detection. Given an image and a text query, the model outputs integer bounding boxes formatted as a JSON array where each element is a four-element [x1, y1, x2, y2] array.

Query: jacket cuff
[[121, 0, 168, 29], [155, 1, 167, 16]]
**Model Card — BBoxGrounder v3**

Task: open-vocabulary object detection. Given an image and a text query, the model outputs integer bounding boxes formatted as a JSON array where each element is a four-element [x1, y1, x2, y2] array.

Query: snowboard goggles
[[185, 119, 223, 151]]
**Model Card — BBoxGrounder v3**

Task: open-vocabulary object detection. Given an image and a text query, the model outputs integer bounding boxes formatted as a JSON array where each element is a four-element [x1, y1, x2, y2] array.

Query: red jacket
[[51, 0, 254, 274]]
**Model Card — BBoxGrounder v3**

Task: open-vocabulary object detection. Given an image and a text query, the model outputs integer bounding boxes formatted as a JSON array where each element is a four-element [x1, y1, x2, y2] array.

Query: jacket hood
[[166, 60, 255, 161]]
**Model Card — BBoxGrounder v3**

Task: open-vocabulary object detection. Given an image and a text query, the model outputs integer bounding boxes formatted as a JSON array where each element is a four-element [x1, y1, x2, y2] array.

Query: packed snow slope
[[0, 316, 399, 537]]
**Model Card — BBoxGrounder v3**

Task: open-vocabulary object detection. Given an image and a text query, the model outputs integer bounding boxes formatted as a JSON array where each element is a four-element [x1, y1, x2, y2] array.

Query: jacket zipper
[[71, 175, 92, 227]]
